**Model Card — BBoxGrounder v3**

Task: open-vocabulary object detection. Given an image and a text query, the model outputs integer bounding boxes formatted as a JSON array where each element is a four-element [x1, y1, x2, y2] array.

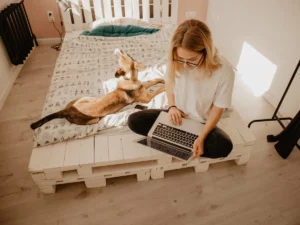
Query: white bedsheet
[[33, 28, 174, 147]]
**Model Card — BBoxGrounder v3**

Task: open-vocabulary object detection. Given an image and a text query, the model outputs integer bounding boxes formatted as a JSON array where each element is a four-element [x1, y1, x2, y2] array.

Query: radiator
[[0, 0, 38, 66]]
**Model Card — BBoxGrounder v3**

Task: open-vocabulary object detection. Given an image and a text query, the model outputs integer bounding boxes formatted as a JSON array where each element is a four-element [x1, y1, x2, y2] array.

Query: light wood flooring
[[0, 45, 299, 225]]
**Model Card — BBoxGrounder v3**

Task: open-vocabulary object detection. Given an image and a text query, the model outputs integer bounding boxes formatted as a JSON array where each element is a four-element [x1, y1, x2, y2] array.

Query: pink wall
[[178, 0, 208, 24], [24, 0, 208, 39], [24, 0, 63, 39]]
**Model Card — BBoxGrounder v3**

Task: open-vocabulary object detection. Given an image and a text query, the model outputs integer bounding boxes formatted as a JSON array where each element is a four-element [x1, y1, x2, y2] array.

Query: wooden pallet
[[32, 161, 155, 194], [29, 133, 172, 193], [150, 146, 253, 179], [29, 110, 256, 194]]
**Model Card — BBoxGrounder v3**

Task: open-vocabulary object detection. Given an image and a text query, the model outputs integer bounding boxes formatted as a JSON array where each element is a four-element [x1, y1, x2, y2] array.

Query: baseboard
[[37, 38, 62, 45], [0, 64, 23, 111], [0, 48, 35, 111]]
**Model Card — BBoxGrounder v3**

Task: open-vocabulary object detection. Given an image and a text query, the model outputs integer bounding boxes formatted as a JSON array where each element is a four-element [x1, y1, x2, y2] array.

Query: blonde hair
[[167, 19, 221, 91]]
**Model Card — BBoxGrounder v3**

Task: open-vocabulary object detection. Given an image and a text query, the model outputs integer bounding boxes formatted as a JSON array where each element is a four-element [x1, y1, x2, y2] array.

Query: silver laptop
[[135, 111, 205, 162]]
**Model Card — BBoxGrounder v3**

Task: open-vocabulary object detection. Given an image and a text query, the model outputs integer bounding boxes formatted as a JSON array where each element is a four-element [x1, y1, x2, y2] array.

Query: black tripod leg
[[248, 118, 278, 128]]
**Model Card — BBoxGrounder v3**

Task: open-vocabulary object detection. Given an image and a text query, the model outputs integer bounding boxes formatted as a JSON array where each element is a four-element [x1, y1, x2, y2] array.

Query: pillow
[[89, 17, 151, 29], [81, 25, 160, 37], [121, 17, 151, 26], [89, 18, 120, 29]]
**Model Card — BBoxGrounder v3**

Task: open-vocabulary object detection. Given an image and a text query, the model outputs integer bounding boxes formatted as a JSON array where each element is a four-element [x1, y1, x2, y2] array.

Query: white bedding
[[33, 28, 175, 147]]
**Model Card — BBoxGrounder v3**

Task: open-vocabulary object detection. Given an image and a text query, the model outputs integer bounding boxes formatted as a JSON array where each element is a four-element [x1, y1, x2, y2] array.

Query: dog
[[30, 50, 165, 130]]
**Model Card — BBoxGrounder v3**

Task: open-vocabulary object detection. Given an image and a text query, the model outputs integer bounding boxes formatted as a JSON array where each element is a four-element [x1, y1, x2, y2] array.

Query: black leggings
[[128, 109, 233, 159]]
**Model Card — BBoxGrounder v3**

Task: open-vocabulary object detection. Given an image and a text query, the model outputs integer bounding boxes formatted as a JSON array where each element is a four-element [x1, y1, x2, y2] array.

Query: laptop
[[135, 111, 205, 162]]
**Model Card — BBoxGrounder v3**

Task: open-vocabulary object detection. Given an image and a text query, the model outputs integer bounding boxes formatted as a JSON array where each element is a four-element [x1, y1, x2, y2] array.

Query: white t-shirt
[[172, 57, 235, 123]]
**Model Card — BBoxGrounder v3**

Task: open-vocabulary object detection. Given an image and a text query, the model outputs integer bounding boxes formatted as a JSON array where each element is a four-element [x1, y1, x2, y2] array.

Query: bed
[[28, 0, 256, 194]]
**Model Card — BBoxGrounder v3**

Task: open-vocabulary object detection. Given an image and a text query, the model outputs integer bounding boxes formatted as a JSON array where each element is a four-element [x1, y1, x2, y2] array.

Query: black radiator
[[0, 0, 38, 66]]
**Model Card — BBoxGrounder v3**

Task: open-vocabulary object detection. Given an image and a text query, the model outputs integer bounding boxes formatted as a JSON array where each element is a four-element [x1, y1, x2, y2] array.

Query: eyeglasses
[[173, 50, 205, 67]]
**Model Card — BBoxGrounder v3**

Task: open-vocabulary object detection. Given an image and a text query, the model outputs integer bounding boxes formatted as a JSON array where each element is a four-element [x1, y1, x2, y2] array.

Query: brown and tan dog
[[30, 50, 165, 130]]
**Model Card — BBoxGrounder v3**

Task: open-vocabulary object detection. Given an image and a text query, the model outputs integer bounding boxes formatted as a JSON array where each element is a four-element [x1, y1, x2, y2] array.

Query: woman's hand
[[193, 137, 205, 158], [169, 107, 187, 125]]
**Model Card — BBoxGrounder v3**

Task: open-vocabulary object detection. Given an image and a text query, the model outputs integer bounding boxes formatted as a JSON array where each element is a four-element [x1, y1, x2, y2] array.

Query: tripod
[[248, 60, 300, 150]]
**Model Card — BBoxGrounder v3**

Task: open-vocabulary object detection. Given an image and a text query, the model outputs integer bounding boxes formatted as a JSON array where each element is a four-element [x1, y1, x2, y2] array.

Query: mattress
[[33, 28, 175, 147]]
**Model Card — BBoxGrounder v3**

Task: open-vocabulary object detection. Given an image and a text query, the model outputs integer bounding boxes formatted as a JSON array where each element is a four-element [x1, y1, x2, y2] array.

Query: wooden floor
[[0, 45, 299, 225]]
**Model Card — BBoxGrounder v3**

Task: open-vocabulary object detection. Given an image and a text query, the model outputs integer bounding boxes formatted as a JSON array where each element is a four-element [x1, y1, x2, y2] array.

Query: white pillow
[[89, 17, 151, 29], [121, 17, 150, 26]]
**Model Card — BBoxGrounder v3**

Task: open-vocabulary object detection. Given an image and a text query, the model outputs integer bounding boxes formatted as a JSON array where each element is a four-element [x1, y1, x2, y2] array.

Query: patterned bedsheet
[[33, 28, 174, 147]]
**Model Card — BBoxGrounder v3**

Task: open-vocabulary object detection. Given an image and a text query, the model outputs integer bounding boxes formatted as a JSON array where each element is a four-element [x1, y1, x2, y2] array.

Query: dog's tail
[[30, 110, 66, 130]]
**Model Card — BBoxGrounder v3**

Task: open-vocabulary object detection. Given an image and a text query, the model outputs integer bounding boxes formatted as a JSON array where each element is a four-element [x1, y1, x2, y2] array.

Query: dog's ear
[[115, 68, 126, 78], [114, 48, 124, 58]]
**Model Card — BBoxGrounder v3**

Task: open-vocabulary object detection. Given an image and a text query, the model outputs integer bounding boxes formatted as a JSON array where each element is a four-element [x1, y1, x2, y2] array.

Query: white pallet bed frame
[[28, 0, 256, 194]]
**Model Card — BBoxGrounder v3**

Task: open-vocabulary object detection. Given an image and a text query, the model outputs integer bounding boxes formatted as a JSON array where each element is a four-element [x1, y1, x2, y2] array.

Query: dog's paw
[[157, 85, 166, 92], [155, 78, 165, 84]]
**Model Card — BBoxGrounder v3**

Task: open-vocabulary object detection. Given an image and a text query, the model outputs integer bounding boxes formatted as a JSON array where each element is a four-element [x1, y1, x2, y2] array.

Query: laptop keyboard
[[153, 123, 198, 149], [137, 138, 192, 161]]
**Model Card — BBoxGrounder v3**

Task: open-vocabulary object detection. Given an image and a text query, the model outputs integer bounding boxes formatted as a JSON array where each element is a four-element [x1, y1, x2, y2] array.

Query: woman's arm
[[166, 85, 175, 107], [199, 104, 223, 140], [166, 83, 187, 125], [193, 104, 224, 157]]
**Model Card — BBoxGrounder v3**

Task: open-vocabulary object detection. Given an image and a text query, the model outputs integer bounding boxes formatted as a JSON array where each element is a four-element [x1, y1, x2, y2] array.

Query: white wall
[[207, 0, 300, 117], [0, 0, 23, 111]]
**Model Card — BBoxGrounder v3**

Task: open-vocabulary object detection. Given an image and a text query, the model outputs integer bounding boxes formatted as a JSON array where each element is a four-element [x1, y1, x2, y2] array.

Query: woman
[[128, 19, 234, 159]]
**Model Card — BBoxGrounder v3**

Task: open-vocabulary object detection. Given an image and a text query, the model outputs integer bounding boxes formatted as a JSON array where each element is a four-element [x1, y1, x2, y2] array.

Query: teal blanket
[[81, 25, 160, 37]]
